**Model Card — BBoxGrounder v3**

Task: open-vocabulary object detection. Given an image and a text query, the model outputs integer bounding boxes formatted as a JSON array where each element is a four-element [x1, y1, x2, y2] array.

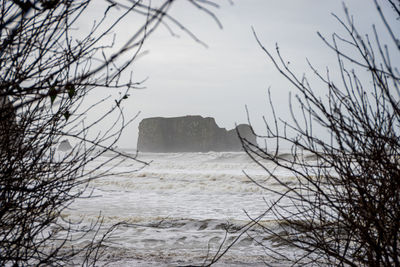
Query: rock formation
[[137, 115, 256, 152]]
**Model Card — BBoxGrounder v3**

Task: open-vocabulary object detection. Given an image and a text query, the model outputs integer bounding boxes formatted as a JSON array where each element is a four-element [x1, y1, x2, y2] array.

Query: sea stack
[[137, 115, 256, 152]]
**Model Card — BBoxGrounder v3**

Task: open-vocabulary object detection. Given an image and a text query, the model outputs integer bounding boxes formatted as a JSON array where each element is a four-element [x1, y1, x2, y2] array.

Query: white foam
[[66, 151, 305, 265]]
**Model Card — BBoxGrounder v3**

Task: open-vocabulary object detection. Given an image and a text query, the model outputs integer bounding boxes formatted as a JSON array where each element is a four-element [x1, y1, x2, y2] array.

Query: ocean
[[65, 150, 301, 266]]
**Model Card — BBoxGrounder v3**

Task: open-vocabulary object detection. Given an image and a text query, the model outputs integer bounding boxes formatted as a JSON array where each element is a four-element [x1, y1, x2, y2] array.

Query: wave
[[100, 149, 322, 163], [67, 215, 299, 266], [69, 150, 316, 266], [134, 151, 252, 163]]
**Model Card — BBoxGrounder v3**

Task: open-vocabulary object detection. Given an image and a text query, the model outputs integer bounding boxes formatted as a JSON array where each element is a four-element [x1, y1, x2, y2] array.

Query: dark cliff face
[[137, 115, 257, 152]]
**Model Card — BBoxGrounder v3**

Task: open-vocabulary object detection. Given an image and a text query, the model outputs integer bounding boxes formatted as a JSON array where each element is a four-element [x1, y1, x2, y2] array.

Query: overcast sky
[[82, 0, 397, 149]]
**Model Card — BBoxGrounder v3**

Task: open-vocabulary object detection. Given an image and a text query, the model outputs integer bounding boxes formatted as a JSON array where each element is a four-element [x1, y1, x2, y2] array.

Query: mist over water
[[65, 150, 305, 266]]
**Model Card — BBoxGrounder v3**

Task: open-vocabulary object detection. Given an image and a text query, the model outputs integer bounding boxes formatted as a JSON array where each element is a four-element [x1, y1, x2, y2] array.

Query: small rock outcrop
[[137, 115, 256, 152], [58, 139, 72, 151]]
